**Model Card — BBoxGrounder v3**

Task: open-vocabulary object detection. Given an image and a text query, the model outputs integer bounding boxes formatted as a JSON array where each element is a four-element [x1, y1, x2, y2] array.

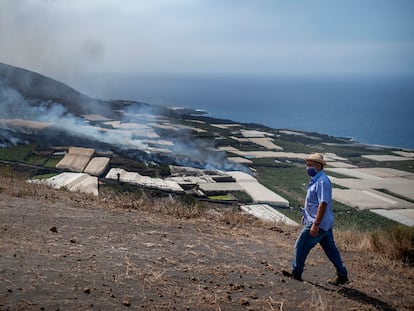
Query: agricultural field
[[1, 112, 413, 231]]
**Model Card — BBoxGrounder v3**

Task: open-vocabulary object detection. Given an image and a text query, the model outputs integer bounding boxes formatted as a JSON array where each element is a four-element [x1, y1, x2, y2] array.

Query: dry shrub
[[335, 229, 373, 252], [0, 164, 15, 177], [0, 172, 39, 197], [99, 187, 205, 219], [370, 225, 414, 265], [335, 226, 414, 265], [220, 210, 264, 227], [152, 196, 205, 219]]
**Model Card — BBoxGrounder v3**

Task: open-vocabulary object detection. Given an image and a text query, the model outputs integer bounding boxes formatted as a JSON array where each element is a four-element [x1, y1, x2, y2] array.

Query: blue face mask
[[306, 167, 317, 177]]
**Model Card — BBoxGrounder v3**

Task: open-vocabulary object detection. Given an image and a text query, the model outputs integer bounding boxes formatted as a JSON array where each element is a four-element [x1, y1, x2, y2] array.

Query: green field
[[0, 144, 36, 162]]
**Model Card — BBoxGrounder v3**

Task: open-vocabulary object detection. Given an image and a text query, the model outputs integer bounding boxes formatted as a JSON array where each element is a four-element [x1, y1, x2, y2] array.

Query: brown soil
[[0, 174, 413, 310]]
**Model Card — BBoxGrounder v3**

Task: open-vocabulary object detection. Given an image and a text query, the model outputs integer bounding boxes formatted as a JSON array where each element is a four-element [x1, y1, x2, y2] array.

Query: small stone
[[50, 226, 58, 233], [249, 292, 259, 299], [84, 288, 91, 294], [122, 300, 131, 307], [240, 299, 250, 306]]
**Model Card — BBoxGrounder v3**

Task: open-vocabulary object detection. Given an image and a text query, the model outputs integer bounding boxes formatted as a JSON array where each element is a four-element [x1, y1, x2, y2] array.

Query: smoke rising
[[0, 63, 248, 172], [0, 80, 147, 150], [122, 104, 249, 172]]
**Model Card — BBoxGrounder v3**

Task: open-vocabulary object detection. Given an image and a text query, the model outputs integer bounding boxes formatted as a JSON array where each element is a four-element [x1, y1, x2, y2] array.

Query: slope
[[0, 173, 412, 310], [0, 62, 111, 117]]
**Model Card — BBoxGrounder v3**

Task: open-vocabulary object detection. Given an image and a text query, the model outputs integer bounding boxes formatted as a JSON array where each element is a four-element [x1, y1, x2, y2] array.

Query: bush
[[180, 194, 198, 206], [370, 225, 414, 265]]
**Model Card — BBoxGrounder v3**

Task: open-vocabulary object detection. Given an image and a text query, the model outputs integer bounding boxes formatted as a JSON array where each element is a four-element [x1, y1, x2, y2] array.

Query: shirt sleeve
[[317, 180, 331, 204]]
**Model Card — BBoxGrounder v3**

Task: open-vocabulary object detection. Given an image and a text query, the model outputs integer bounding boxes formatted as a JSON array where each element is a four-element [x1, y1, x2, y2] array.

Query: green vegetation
[[273, 206, 302, 224], [208, 194, 235, 201], [332, 201, 399, 231], [271, 139, 310, 153], [44, 157, 63, 168], [32, 173, 57, 180], [0, 144, 36, 161], [0, 144, 62, 168], [25, 155, 48, 166], [180, 194, 200, 207], [254, 163, 308, 207], [379, 160, 414, 173]]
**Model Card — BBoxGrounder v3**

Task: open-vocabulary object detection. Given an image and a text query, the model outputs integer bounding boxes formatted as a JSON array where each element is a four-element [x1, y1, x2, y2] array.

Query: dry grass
[[336, 226, 414, 265], [370, 225, 414, 265], [335, 229, 374, 252], [0, 169, 49, 198], [99, 186, 205, 219]]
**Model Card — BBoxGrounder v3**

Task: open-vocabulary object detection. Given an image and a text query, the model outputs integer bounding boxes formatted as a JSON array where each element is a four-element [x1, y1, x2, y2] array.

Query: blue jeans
[[292, 223, 347, 278]]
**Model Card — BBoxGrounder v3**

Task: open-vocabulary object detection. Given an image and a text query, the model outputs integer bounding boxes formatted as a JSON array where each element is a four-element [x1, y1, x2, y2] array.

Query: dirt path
[[0, 188, 413, 310]]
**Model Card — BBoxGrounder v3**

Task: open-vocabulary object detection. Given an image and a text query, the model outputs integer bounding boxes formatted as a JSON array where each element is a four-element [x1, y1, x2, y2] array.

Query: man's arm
[[310, 202, 327, 237]]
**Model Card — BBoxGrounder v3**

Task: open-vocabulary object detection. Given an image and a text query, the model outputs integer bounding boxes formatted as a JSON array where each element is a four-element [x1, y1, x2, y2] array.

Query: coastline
[[73, 72, 414, 151], [181, 107, 414, 152]]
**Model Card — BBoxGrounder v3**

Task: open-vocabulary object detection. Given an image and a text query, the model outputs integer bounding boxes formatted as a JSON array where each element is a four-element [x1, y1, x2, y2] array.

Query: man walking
[[282, 153, 348, 285]]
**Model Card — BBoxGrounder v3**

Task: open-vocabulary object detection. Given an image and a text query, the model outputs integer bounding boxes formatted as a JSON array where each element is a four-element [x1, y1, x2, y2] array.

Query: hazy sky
[[1, 0, 414, 80]]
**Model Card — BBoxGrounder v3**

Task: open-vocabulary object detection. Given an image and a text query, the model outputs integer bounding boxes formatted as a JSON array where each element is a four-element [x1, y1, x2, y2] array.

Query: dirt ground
[[0, 176, 413, 310]]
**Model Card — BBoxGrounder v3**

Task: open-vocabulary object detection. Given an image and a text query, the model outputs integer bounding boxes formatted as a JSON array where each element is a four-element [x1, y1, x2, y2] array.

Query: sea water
[[76, 73, 414, 150]]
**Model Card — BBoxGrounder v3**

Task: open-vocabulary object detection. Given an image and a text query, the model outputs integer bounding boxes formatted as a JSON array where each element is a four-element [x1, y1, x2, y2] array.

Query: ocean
[[75, 73, 414, 150]]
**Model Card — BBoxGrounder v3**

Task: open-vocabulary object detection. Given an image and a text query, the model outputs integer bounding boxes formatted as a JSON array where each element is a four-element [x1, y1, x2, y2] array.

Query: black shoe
[[328, 275, 349, 286], [281, 269, 303, 282]]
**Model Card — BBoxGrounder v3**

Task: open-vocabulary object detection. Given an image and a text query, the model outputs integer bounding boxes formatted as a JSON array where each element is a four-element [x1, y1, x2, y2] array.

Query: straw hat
[[305, 153, 327, 166]]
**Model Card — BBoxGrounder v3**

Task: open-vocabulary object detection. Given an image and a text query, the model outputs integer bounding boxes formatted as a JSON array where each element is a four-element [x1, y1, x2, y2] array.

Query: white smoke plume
[[122, 104, 250, 172], [0, 81, 147, 150], [0, 64, 248, 172]]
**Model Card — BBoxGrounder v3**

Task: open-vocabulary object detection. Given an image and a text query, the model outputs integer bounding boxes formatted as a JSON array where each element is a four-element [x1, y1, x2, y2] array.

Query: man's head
[[305, 153, 326, 176]]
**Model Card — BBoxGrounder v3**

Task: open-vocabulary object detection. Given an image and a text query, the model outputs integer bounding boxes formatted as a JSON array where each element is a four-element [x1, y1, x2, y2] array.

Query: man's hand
[[310, 202, 326, 237], [310, 223, 319, 237]]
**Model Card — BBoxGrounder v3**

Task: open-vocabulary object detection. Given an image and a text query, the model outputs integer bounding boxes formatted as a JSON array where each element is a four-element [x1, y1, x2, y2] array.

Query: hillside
[[0, 172, 413, 310], [1, 63, 414, 231], [0, 63, 112, 117]]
